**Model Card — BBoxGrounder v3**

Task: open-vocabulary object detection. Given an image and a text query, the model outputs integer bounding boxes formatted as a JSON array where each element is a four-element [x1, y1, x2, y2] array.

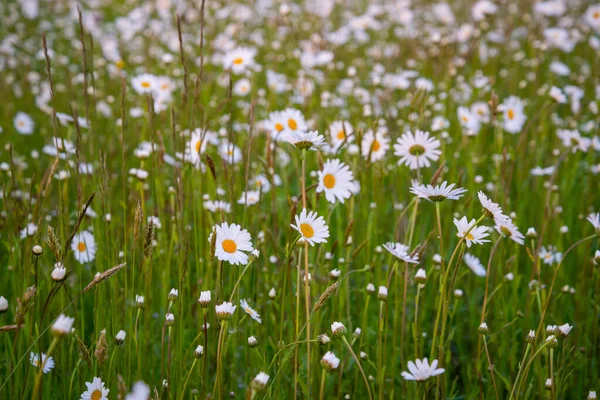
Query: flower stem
[[342, 335, 373, 400], [508, 343, 531, 400], [32, 336, 59, 400], [319, 368, 327, 400], [180, 358, 198, 400], [482, 335, 499, 400]]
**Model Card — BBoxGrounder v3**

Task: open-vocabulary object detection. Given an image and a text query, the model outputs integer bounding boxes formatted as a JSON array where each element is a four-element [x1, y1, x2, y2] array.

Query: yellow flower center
[[275, 123, 284, 131], [195, 140, 202, 153], [300, 223, 314, 239], [115, 60, 125, 69], [141, 81, 150, 88], [233, 57, 244, 65], [372, 140, 381, 152], [336, 130, 345, 139], [288, 118, 297, 130], [222, 239, 237, 253], [461, 116, 468, 122], [323, 173, 336, 189], [594, 11, 600, 19], [507, 109, 515, 120], [91, 389, 103, 400], [78, 242, 86, 252], [466, 233, 474, 241], [18, 121, 24, 127]]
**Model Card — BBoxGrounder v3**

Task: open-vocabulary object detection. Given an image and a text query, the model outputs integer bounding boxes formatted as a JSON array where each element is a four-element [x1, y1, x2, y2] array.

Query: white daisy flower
[[361, 129, 389, 162], [457, 106, 481, 136], [329, 120, 354, 150], [321, 351, 341, 371], [588, 212, 600, 232], [204, 200, 232, 213], [20, 223, 38, 239], [494, 217, 525, 245], [584, 4, 600, 32], [71, 231, 97, 264], [549, 86, 567, 103], [215, 301, 237, 320], [463, 253, 486, 277], [252, 372, 270, 390], [240, 299, 262, 323], [210, 222, 254, 266], [316, 159, 355, 204], [51, 314, 75, 336], [219, 142, 243, 164], [222, 47, 256, 74], [410, 181, 467, 202], [131, 73, 157, 94], [266, 111, 289, 142], [477, 191, 508, 221], [539, 246, 562, 265], [499, 96, 527, 134], [401, 358, 445, 381], [0, 297, 8, 313], [287, 130, 326, 150], [81, 377, 109, 400], [238, 190, 261, 206], [125, 381, 150, 400], [249, 174, 271, 194], [383, 242, 419, 264], [30, 352, 55, 374], [394, 130, 441, 170], [14, 112, 34, 135], [454, 216, 490, 247], [290, 208, 330, 246]]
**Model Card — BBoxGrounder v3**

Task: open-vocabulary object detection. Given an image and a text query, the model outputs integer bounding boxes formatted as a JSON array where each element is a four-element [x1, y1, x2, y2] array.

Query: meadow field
[[1, 0, 599, 399]]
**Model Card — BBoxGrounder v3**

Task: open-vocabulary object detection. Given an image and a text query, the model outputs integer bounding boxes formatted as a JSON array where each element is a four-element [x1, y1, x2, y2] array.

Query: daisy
[[585, 4, 600, 32], [401, 358, 445, 381], [215, 301, 237, 320], [321, 351, 340, 371], [539, 246, 562, 265], [222, 47, 256, 74], [457, 106, 481, 136], [204, 200, 232, 213], [14, 112, 34, 135], [189, 129, 209, 164], [0, 296, 8, 313], [252, 372, 270, 390], [290, 208, 330, 246], [454, 216, 490, 247], [463, 253, 486, 277], [410, 181, 467, 202], [19, 222, 38, 239], [286, 130, 326, 150], [494, 217, 525, 245], [478, 191, 508, 221], [51, 314, 75, 336], [125, 381, 150, 400], [218, 142, 243, 164], [471, 102, 491, 123], [71, 231, 97, 264], [249, 175, 271, 194], [240, 299, 262, 323], [361, 129, 389, 162], [383, 242, 419, 264], [30, 352, 55, 374], [131, 73, 157, 94], [81, 377, 109, 400], [588, 212, 600, 232], [549, 86, 567, 104], [557, 129, 591, 153], [316, 159, 355, 204], [210, 222, 254, 266], [499, 96, 527, 134], [329, 120, 354, 150], [266, 111, 289, 142], [393, 130, 441, 170], [238, 190, 261, 206]]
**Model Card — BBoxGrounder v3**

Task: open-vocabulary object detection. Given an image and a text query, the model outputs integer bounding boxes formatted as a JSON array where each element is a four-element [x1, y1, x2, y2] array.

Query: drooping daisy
[[316, 159, 355, 204], [499, 96, 527, 134], [290, 208, 330, 246], [477, 191, 508, 221], [204, 200, 232, 213], [401, 358, 445, 381], [71, 231, 97, 264], [494, 217, 525, 245], [361, 129, 389, 162], [30, 352, 55, 374], [383, 242, 419, 264], [321, 351, 341, 371], [557, 129, 591, 153], [393, 130, 442, 170], [14, 112, 34, 135], [81, 377, 109, 400], [215, 301, 237, 320], [252, 372, 270, 390], [287, 130, 326, 150], [131, 73, 157, 94], [222, 47, 256, 74], [587, 212, 600, 232], [410, 181, 467, 202], [210, 222, 254, 266], [329, 120, 354, 150], [454, 216, 490, 247], [240, 299, 262, 323], [51, 314, 75, 336], [463, 253, 486, 277]]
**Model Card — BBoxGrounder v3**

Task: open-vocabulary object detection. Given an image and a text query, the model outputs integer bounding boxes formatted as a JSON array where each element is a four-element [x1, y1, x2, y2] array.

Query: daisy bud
[[378, 286, 388, 302], [168, 288, 179, 301], [248, 336, 259, 348], [268, 288, 276, 299], [251, 372, 269, 391], [588, 391, 597, 400], [432, 254, 442, 265], [32, 245, 43, 256], [454, 289, 464, 297], [504, 272, 514, 282], [0, 296, 8, 314], [545, 378, 552, 390], [594, 250, 600, 264], [321, 351, 340, 372], [165, 313, 175, 326], [329, 268, 341, 281], [216, 302, 237, 321], [51, 263, 66, 282], [526, 227, 537, 239], [526, 329, 535, 343], [318, 333, 331, 345], [51, 314, 75, 337], [556, 323, 572, 338], [194, 345, 204, 358], [331, 321, 347, 338], [546, 335, 558, 348], [415, 268, 427, 284], [546, 325, 557, 335], [360, 351, 369, 360], [353, 328, 361, 339], [198, 291, 211, 308], [135, 295, 145, 308], [366, 283, 376, 294], [296, 238, 307, 247], [248, 249, 260, 262], [115, 330, 126, 345], [479, 322, 489, 335]]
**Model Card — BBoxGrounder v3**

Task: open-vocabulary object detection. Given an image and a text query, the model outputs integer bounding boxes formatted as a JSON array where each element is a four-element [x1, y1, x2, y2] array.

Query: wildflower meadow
[[1, 0, 600, 399]]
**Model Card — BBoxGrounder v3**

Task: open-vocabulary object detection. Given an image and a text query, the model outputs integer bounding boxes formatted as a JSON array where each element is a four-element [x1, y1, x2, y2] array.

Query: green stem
[[180, 358, 198, 400], [509, 343, 531, 400], [342, 336, 373, 400], [32, 336, 60, 400]]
